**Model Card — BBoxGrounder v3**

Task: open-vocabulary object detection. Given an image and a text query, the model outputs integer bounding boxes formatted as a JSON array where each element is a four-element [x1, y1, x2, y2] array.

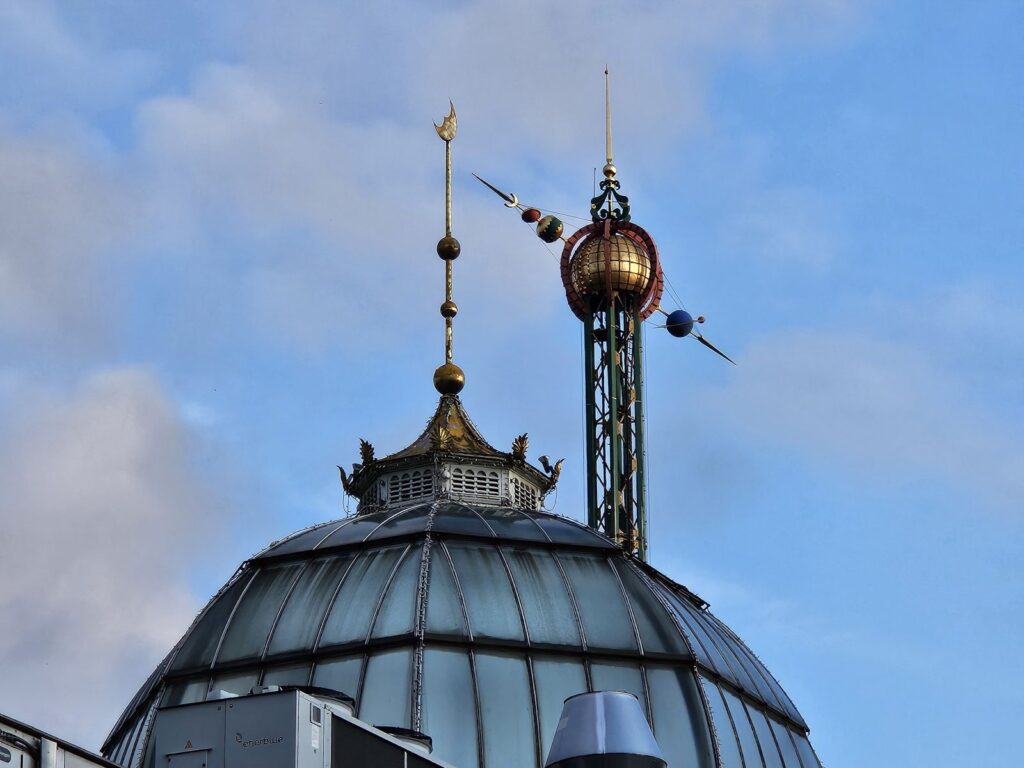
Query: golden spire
[[603, 67, 616, 180], [432, 101, 465, 395]]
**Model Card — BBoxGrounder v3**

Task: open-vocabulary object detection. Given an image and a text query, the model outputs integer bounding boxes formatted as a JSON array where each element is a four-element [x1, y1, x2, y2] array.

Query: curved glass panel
[[770, 717, 803, 768], [661, 591, 750, 690], [111, 726, 131, 765], [747, 703, 784, 768], [110, 731, 130, 766], [710, 615, 803, 725], [421, 648, 479, 768], [312, 655, 363, 700], [447, 543, 524, 641], [793, 733, 822, 768], [722, 688, 765, 768], [114, 716, 144, 766], [260, 521, 344, 558], [431, 504, 496, 537], [479, 509, 550, 543], [523, 513, 615, 548], [703, 617, 785, 713], [475, 652, 536, 768], [371, 544, 422, 638], [613, 561, 689, 655], [217, 564, 302, 664], [267, 556, 353, 655], [319, 546, 404, 647], [556, 553, 636, 650], [160, 679, 210, 707], [316, 510, 394, 549], [124, 720, 147, 768], [262, 663, 311, 686], [646, 665, 714, 768], [504, 548, 581, 647], [533, 657, 587, 763], [358, 648, 412, 728], [425, 547, 468, 636], [700, 678, 743, 768], [364, 503, 433, 541], [590, 661, 646, 715], [210, 671, 257, 697], [142, 733, 155, 768], [169, 573, 250, 671]]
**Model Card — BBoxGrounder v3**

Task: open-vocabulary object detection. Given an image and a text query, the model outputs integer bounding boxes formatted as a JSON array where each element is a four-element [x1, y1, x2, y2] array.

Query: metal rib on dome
[[103, 503, 820, 768]]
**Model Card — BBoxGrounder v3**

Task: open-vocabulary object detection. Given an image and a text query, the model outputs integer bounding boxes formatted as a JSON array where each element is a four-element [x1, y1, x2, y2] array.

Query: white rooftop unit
[[152, 687, 453, 768]]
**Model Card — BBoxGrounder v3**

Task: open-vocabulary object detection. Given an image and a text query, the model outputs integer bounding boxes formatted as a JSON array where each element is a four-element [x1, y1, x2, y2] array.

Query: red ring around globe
[[560, 221, 664, 321]]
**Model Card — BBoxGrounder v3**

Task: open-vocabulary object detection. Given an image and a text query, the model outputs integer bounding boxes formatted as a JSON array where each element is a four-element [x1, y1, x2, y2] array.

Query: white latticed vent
[[387, 469, 435, 504], [510, 475, 540, 510], [450, 467, 501, 502]]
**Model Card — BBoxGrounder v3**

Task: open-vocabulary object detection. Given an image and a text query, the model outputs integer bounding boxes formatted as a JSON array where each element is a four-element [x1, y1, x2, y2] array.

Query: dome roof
[[103, 501, 822, 768]]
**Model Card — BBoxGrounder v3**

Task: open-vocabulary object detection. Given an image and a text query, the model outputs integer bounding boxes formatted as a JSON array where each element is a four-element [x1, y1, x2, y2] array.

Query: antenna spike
[[605, 66, 613, 167]]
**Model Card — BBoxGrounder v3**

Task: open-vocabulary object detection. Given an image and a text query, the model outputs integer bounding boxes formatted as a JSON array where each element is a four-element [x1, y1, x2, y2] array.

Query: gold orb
[[570, 232, 652, 296], [433, 362, 465, 394], [440, 300, 458, 318], [436, 236, 461, 261]]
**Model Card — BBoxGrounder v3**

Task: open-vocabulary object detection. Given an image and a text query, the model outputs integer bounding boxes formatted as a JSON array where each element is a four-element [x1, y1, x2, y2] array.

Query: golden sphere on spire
[[437, 236, 461, 261], [570, 231, 652, 296], [433, 362, 465, 394]]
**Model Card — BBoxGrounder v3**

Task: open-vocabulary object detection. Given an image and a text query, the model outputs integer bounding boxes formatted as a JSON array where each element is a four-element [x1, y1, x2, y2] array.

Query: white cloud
[[705, 330, 1024, 508], [0, 135, 130, 347], [0, 368, 223, 748], [0, 0, 859, 357], [0, 1, 157, 122], [123, 0, 859, 354]]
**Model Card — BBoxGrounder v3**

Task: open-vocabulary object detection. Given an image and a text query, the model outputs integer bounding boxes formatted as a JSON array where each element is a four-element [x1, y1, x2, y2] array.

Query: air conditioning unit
[[153, 687, 452, 768]]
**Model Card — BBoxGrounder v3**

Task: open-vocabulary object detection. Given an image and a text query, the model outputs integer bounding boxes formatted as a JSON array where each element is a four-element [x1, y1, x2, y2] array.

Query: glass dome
[[102, 501, 822, 768]]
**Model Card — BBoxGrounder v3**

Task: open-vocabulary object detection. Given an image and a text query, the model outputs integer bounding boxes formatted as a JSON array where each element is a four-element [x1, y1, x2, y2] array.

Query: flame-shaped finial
[[434, 100, 458, 142]]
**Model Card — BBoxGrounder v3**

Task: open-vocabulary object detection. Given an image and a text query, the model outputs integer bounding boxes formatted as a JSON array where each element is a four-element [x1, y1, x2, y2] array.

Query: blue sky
[[0, 1, 1021, 765]]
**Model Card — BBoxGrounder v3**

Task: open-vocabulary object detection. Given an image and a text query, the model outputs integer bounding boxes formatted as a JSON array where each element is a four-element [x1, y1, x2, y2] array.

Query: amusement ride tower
[[477, 71, 733, 562]]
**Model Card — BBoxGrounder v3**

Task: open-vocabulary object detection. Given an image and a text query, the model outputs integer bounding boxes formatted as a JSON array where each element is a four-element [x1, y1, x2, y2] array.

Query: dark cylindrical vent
[[545, 691, 667, 768]]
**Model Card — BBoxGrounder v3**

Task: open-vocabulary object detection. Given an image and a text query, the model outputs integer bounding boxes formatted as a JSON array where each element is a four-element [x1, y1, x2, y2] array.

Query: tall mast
[[572, 70, 655, 559], [473, 73, 735, 560], [433, 102, 465, 396]]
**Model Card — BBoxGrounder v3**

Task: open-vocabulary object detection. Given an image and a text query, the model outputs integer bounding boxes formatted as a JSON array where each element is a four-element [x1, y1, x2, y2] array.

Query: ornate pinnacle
[[511, 433, 529, 462], [359, 439, 375, 465], [591, 68, 630, 223], [433, 101, 465, 395]]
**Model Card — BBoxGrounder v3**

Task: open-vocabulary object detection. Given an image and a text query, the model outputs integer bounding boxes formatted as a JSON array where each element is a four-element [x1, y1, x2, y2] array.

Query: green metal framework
[[584, 296, 648, 561]]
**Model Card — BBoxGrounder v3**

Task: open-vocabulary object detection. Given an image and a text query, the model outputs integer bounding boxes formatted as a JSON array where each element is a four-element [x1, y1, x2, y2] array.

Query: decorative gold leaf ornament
[[511, 433, 529, 462]]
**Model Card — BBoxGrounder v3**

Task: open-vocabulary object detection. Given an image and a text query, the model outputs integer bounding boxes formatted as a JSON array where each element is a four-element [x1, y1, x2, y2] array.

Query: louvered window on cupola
[[386, 469, 434, 503], [450, 466, 502, 502], [509, 475, 540, 510]]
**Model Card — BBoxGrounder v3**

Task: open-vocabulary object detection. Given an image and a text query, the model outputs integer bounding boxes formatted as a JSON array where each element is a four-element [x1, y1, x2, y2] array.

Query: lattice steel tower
[[557, 75, 664, 560], [476, 72, 734, 562]]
